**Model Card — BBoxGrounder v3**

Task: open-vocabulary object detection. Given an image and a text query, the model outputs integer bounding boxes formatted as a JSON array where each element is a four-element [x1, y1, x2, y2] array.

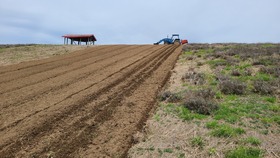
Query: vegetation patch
[[190, 136, 204, 149], [219, 78, 247, 95], [207, 59, 228, 68], [225, 146, 263, 158], [181, 71, 205, 85], [210, 124, 245, 137], [0, 45, 87, 66], [205, 120, 219, 129], [158, 91, 182, 102], [240, 137, 261, 146], [128, 44, 280, 158], [158, 103, 207, 121], [253, 80, 275, 95], [183, 97, 218, 115]]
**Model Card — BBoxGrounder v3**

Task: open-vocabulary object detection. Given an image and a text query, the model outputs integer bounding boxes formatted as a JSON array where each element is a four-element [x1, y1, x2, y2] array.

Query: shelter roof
[[62, 34, 97, 41]]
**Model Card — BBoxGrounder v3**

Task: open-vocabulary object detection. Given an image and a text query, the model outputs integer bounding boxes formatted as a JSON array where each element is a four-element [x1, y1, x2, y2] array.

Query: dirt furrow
[[0, 45, 162, 129], [34, 46, 179, 157], [0, 46, 154, 108], [0, 45, 182, 158], [83, 46, 182, 158], [0, 45, 164, 141], [0, 45, 144, 94], [0, 45, 172, 157]]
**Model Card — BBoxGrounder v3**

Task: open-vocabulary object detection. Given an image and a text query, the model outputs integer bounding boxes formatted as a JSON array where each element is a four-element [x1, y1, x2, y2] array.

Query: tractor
[[154, 34, 187, 45]]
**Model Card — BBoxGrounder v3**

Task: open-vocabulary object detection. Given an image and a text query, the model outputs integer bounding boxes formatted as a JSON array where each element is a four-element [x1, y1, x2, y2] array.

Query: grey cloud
[[0, 0, 280, 44]]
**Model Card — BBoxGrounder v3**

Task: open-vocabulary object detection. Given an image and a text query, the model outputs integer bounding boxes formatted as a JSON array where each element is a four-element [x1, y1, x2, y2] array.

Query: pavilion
[[62, 34, 97, 45]]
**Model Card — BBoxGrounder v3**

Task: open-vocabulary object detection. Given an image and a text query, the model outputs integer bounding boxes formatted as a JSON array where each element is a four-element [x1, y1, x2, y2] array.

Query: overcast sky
[[1, 0, 280, 44]]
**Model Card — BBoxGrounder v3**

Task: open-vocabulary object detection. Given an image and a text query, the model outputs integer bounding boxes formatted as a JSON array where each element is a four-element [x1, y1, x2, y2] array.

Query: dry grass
[[0, 44, 92, 66]]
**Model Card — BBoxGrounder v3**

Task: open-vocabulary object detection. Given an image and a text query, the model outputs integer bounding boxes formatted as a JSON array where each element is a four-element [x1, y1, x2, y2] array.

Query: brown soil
[[0, 45, 182, 158]]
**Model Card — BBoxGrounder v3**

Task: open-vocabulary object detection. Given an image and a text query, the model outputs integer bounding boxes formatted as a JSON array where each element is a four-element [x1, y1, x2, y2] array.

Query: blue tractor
[[154, 34, 181, 45]]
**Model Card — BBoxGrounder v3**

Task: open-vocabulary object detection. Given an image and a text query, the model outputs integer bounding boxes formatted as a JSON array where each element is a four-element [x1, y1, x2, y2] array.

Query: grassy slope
[[128, 43, 280, 158], [0, 44, 88, 66]]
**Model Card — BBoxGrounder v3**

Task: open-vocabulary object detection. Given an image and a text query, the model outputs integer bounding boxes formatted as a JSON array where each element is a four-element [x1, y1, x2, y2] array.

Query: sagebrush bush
[[183, 97, 219, 115], [253, 80, 275, 95], [158, 91, 181, 102], [243, 68, 252, 76], [231, 69, 242, 76], [259, 66, 280, 78], [252, 60, 263, 66], [159, 91, 171, 101], [194, 88, 216, 99], [219, 79, 247, 95], [225, 57, 239, 66], [271, 79, 280, 88], [215, 74, 230, 82], [197, 62, 204, 66], [186, 56, 195, 60], [212, 51, 227, 59], [182, 71, 205, 85]]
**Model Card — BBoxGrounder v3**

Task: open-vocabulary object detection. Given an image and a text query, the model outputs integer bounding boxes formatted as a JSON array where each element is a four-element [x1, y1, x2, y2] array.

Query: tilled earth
[[0, 45, 182, 158]]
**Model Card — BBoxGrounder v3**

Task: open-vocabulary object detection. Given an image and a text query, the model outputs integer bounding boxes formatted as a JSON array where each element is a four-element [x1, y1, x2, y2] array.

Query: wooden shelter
[[62, 34, 97, 45]]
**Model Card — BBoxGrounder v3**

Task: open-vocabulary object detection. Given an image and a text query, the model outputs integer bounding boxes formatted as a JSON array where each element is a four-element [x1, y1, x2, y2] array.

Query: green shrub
[[264, 97, 276, 103], [211, 124, 245, 137], [242, 137, 261, 146], [225, 146, 263, 158], [269, 105, 279, 112], [273, 116, 280, 125], [163, 148, 173, 153], [206, 121, 219, 129], [191, 136, 204, 148], [178, 106, 207, 120], [255, 73, 273, 81], [257, 58, 274, 66], [207, 59, 228, 68]]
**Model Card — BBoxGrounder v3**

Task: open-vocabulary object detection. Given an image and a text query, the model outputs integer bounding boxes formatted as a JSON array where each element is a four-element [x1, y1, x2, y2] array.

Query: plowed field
[[0, 45, 182, 158]]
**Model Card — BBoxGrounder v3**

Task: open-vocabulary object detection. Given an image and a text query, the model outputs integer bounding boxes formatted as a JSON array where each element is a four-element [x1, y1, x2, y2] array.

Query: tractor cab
[[171, 34, 180, 40], [171, 34, 181, 45]]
